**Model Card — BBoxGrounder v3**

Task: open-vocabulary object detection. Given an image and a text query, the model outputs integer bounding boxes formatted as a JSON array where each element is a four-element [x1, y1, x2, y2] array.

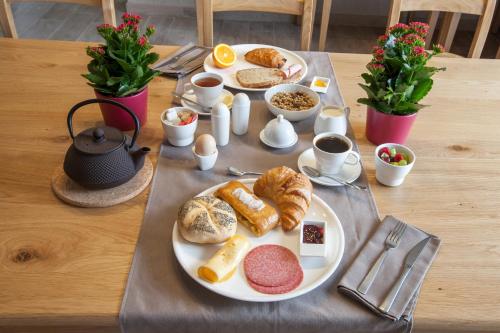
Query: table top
[[0, 38, 499, 333]]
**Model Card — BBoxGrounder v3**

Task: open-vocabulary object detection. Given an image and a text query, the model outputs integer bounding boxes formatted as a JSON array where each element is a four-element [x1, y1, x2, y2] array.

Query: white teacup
[[184, 72, 223, 107], [314, 105, 347, 136], [313, 132, 360, 175]]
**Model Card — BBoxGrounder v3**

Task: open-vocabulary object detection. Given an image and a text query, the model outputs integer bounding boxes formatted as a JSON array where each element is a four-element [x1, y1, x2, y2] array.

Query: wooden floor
[[1, 2, 499, 58]]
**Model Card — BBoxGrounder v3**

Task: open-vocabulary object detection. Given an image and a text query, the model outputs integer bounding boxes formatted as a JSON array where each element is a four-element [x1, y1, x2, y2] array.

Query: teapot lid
[[74, 126, 125, 155]]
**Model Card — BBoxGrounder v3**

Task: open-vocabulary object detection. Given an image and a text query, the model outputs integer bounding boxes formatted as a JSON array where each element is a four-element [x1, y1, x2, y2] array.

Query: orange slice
[[212, 44, 236, 69]]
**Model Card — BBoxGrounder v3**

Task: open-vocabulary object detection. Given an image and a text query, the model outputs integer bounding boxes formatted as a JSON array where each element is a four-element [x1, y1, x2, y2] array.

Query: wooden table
[[1, 38, 499, 333]]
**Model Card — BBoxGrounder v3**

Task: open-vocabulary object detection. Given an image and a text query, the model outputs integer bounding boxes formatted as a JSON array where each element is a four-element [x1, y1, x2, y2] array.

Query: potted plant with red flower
[[358, 22, 445, 145], [82, 13, 159, 131]]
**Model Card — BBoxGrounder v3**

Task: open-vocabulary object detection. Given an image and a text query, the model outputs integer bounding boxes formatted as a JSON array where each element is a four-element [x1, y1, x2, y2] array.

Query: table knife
[[158, 48, 207, 70], [152, 44, 197, 69], [379, 236, 431, 313]]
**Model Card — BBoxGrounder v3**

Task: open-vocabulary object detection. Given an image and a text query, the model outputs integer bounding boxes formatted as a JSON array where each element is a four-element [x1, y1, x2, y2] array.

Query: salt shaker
[[231, 93, 251, 135], [211, 102, 230, 146]]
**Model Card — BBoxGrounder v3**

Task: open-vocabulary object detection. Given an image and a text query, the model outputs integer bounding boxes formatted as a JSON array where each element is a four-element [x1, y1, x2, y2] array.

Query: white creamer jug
[[314, 105, 347, 136]]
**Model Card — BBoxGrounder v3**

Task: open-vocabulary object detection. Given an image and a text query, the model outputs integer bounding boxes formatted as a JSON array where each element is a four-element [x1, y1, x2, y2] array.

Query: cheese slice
[[198, 235, 250, 283]]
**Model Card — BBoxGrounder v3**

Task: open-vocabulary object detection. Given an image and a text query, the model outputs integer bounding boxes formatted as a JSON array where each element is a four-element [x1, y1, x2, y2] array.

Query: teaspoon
[[227, 166, 263, 177], [302, 166, 367, 191]]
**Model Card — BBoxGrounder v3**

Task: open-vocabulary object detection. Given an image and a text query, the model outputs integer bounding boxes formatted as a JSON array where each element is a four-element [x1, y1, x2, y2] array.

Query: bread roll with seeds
[[178, 196, 237, 244]]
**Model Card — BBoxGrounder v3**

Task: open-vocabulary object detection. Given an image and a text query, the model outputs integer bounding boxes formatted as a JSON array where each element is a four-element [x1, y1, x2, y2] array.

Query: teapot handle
[[67, 98, 140, 149]]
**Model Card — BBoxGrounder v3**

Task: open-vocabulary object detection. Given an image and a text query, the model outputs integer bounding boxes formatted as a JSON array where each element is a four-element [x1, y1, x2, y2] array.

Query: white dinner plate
[[172, 178, 345, 302], [298, 148, 362, 187], [203, 44, 308, 92]]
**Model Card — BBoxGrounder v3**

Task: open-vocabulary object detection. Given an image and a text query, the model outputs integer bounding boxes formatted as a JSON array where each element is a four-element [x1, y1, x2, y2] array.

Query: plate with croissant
[[203, 44, 308, 92], [172, 166, 345, 302]]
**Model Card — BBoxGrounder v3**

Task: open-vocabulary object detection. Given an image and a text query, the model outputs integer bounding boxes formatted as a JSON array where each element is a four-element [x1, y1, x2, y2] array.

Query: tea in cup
[[313, 132, 360, 175], [184, 72, 224, 107]]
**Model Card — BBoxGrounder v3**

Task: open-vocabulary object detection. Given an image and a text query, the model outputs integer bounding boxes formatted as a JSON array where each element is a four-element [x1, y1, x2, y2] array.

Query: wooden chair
[[0, 0, 116, 38], [195, 0, 315, 51], [387, 0, 497, 58], [318, 0, 331, 51]]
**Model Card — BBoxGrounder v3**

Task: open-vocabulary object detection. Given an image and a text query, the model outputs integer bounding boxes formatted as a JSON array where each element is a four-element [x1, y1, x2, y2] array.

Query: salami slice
[[244, 244, 302, 287], [247, 267, 303, 295]]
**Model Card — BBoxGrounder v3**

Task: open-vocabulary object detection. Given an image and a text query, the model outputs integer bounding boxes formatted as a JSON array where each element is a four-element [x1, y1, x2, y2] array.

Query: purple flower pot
[[95, 87, 148, 131], [365, 107, 417, 145]]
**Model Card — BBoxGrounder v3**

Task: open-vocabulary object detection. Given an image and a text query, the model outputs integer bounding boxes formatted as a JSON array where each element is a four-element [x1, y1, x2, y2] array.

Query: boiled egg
[[195, 134, 217, 156]]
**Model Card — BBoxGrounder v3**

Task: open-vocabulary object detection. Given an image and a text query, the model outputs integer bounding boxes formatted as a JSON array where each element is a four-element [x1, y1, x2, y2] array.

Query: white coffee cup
[[313, 132, 360, 175], [184, 72, 223, 107], [314, 105, 347, 136]]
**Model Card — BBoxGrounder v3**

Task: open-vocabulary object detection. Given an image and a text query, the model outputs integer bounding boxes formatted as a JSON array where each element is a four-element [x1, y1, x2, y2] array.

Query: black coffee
[[316, 137, 349, 153]]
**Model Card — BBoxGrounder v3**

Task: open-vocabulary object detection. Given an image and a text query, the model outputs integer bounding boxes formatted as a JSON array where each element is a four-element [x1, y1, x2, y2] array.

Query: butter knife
[[379, 237, 431, 313]]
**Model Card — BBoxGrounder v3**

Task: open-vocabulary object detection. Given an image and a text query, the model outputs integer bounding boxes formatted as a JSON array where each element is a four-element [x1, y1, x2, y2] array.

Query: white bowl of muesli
[[264, 84, 321, 122]]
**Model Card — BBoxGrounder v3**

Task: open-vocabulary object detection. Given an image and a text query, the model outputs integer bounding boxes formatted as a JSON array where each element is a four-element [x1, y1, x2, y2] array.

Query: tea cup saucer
[[181, 89, 233, 116], [297, 148, 362, 186]]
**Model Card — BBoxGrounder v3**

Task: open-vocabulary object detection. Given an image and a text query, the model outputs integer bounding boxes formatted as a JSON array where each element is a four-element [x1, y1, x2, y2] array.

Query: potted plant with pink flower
[[358, 22, 445, 145], [82, 13, 160, 131]]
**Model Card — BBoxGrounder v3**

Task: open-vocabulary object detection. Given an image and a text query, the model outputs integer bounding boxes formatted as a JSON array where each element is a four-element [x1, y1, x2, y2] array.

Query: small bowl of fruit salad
[[375, 143, 415, 187], [161, 107, 198, 147]]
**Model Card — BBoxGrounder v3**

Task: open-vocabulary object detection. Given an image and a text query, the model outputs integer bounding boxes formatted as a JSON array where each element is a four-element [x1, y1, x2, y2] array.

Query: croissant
[[253, 166, 313, 231], [244, 48, 286, 68]]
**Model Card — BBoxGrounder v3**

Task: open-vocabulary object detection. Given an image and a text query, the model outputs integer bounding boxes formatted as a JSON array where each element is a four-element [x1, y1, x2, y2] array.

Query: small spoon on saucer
[[227, 166, 263, 177], [302, 166, 367, 191], [172, 92, 212, 114]]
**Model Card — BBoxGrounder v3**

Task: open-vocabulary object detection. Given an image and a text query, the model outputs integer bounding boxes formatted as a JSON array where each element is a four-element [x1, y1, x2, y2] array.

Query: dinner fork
[[357, 221, 407, 294]]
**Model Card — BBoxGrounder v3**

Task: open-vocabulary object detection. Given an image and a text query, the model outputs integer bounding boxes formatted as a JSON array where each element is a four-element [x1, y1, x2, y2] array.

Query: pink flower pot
[[365, 107, 417, 145], [95, 87, 148, 131]]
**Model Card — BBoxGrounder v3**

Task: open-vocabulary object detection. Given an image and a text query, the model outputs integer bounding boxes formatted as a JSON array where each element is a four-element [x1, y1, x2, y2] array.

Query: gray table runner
[[120, 52, 411, 333]]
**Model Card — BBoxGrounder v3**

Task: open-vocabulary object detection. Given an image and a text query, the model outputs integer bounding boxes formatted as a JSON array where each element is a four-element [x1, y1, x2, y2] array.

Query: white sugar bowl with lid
[[259, 114, 298, 148]]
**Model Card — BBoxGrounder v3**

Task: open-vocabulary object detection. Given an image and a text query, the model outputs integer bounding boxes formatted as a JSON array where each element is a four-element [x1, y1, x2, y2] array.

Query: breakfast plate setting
[[203, 44, 308, 92], [120, 42, 440, 333], [172, 177, 345, 302]]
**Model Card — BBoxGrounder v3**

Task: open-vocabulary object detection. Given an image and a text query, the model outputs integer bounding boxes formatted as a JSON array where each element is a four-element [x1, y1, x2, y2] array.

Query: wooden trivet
[[51, 157, 153, 208]]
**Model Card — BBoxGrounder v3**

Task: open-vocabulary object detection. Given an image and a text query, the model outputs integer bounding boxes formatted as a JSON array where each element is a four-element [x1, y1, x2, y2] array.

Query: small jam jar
[[299, 220, 327, 257]]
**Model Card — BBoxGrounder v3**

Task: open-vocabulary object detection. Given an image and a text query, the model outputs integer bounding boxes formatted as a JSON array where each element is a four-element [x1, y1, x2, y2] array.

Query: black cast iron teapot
[[63, 99, 150, 189]]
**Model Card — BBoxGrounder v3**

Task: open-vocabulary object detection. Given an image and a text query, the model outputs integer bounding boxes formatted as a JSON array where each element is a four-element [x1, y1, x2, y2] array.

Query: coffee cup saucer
[[181, 89, 233, 116], [297, 148, 362, 186]]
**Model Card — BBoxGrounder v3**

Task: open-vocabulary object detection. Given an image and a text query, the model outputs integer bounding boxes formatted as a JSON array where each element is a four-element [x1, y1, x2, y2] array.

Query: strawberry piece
[[394, 153, 403, 162], [379, 147, 390, 157]]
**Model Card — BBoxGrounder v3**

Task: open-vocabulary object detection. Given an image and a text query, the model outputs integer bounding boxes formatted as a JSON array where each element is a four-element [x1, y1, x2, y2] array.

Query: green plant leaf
[[83, 73, 106, 85], [106, 76, 123, 86], [108, 49, 133, 72], [359, 84, 378, 100], [411, 78, 433, 102]]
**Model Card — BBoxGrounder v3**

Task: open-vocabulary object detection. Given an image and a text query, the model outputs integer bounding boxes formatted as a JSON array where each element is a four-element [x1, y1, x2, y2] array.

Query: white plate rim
[[172, 178, 345, 302], [298, 148, 362, 187], [203, 44, 308, 92]]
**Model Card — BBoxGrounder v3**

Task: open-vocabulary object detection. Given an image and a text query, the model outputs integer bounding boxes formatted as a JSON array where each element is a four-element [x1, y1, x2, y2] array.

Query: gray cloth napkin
[[339, 216, 441, 321], [120, 52, 411, 333], [153, 43, 211, 78]]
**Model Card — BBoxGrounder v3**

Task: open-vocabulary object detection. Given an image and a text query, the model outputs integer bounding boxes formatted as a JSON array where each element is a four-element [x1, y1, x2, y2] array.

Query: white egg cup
[[192, 147, 218, 171], [374, 143, 416, 187], [161, 107, 198, 147]]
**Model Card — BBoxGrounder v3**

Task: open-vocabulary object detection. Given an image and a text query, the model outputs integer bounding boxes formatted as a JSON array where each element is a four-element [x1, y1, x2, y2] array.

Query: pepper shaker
[[211, 102, 230, 146], [231, 93, 251, 135]]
